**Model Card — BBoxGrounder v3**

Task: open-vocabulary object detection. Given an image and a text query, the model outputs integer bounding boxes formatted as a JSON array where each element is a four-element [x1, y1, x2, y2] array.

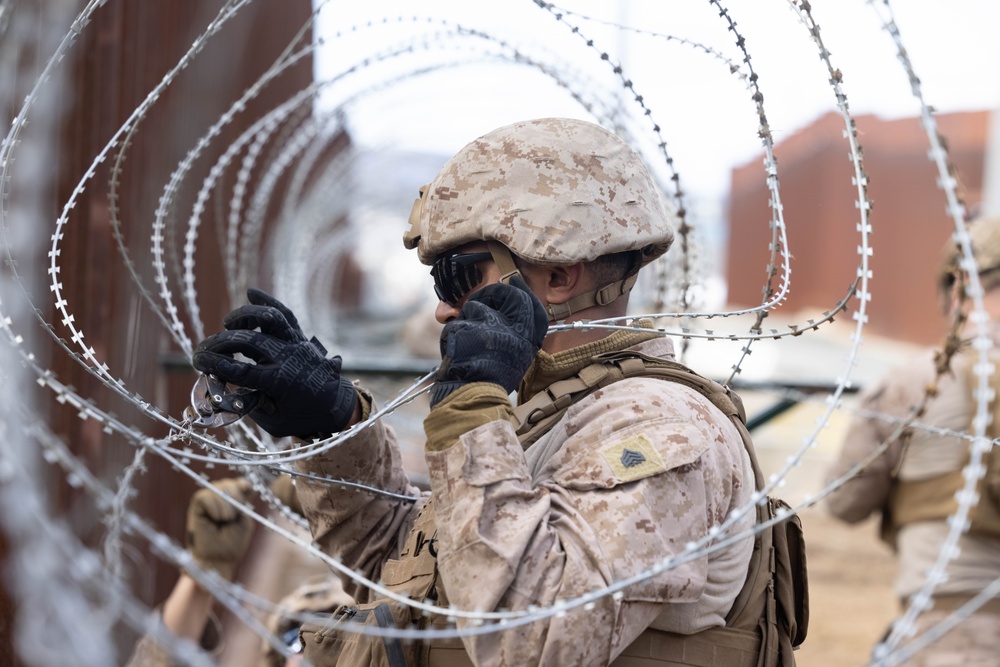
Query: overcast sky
[[309, 0, 1000, 317], [313, 0, 1000, 201]]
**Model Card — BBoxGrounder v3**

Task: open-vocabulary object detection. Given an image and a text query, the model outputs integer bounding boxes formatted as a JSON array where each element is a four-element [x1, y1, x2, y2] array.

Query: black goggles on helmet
[[431, 251, 493, 306]]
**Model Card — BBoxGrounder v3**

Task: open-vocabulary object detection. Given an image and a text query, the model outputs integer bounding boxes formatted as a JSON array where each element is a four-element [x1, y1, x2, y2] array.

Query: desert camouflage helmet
[[403, 117, 676, 320], [940, 216, 1000, 296]]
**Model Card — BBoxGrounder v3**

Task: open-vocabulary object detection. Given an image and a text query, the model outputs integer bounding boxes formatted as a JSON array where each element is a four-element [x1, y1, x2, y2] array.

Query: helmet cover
[[404, 117, 675, 268]]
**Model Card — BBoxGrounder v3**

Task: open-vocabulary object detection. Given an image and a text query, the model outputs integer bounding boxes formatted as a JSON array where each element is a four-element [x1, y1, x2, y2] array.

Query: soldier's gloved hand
[[430, 275, 548, 407], [186, 477, 255, 581], [192, 288, 358, 440]]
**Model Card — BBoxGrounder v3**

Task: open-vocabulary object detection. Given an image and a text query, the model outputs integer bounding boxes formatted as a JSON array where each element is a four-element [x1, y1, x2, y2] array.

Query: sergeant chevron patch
[[602, 434, 666, 483], [621, 448, 646, 467]]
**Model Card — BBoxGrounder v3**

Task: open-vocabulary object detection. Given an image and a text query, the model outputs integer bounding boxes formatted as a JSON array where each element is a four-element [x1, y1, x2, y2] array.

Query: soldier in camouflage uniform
[[126, 478, 254, 667], [826, 216, 1000, 666], [194, 118, 766, 666]]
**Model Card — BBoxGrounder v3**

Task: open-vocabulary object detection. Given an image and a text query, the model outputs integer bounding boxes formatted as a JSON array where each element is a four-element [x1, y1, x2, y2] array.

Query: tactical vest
[[301, 351, 808, 667], [886, 350, 1000, 541]]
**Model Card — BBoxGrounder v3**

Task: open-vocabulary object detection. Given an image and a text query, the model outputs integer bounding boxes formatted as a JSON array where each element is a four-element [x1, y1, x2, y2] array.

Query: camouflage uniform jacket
[[296, 332, 756, 666]]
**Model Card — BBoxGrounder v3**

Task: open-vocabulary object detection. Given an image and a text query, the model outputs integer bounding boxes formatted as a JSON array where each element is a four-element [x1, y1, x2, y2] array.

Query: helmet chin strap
[[486, 241, 638, 323], [486, 240, 523, 285]]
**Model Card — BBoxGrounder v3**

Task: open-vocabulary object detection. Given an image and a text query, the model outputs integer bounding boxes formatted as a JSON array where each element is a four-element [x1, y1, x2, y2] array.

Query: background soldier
[[126, 476, 352, 667], [826, 216, 1000, 665], [126, 478, 255, 666]]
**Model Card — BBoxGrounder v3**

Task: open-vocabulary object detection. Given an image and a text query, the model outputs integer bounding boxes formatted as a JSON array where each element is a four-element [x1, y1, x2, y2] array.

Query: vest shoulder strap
[[514, 350, 764, 489]]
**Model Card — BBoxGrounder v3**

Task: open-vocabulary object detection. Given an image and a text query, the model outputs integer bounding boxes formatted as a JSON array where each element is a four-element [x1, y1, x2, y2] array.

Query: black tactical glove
[[192, 288, 357, 439], [430, 275, 548, 407]]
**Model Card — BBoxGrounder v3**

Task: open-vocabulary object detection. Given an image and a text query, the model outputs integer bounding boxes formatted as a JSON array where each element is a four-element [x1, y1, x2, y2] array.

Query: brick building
[[726, 110, 988, 345]]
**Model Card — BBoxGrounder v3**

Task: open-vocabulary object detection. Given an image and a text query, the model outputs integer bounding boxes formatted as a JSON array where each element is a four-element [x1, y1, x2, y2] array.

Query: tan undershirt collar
[[518, 319, 660, 403]]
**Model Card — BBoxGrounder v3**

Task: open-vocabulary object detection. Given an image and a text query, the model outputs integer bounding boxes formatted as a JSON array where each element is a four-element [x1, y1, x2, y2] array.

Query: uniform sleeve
[[423, 379, 748, 667], [294, 388, 427, 602], [825, 375, 908, 524]]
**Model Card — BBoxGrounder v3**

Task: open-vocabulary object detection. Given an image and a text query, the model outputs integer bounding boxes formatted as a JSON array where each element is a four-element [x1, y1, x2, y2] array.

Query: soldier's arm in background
[[125, 478, 254, 666], [825, 377, 906, 523]]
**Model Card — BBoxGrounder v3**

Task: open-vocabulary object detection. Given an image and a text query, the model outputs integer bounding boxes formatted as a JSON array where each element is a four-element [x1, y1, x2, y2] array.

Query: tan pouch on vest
[[299, 599, 423, 667]]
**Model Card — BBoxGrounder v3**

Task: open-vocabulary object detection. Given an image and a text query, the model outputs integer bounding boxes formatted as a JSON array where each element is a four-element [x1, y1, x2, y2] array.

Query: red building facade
[[726, 110, 988, 345]]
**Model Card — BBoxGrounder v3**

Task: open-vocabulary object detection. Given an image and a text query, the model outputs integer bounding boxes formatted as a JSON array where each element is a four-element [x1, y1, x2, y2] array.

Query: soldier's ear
[[527, 263, 585, 307]]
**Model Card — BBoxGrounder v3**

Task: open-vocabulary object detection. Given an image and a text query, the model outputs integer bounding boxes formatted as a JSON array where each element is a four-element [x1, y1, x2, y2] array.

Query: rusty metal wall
[[0, 2, 314, 663]]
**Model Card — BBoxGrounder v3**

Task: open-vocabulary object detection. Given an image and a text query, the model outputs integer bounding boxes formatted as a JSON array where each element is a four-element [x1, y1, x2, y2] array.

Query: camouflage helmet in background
[[939, 216, 1000, 302], [403, 117, 676, 320]]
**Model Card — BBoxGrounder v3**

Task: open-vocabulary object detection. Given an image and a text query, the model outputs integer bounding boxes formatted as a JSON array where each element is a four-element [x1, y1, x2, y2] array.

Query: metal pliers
[[183, 373, 258, 428]]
